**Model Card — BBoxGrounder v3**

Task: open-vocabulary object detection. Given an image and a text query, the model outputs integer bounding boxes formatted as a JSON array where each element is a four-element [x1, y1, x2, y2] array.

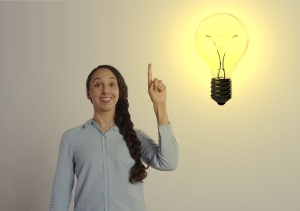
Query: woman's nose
[[101, 85, 109, 94]]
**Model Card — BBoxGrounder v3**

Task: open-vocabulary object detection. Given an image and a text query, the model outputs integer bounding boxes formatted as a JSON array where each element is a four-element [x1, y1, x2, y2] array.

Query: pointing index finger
[[148, 63, 152, 86]]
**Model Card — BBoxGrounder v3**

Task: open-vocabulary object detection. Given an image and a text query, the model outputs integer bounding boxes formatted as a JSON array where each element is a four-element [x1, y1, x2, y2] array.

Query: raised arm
[[137, 63, 178, 170]]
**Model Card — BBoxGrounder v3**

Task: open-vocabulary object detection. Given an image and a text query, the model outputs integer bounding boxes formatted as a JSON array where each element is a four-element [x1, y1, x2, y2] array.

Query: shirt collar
[[83, 119, 93, 128], [83, 119, 118, 131]]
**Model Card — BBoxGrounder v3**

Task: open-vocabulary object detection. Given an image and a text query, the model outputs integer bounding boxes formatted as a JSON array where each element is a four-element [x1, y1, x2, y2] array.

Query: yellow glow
[[195, 13, 249, 79]]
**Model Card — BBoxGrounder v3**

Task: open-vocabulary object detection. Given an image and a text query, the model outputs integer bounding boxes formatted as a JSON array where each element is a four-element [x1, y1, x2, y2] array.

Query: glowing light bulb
[[195, 13, 249, 105]]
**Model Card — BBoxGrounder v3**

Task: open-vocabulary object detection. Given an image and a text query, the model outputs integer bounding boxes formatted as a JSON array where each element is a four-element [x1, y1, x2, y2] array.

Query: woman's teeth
[[100, 97, 112, 102]]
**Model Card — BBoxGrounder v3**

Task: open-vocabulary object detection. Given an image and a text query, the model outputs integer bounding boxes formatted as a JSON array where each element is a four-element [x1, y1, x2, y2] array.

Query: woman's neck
[[92, 112, 116, 131]]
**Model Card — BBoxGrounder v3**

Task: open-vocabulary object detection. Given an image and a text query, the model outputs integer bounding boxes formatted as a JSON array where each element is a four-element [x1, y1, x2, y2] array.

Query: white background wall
[[0, 1, 299, 211]]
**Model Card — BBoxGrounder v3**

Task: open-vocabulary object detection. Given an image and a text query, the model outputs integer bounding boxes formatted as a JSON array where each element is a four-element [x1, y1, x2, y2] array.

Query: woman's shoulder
[[62, 120, 92, 136], [133, 127, 145, 135], [133, 127, 153, 142]]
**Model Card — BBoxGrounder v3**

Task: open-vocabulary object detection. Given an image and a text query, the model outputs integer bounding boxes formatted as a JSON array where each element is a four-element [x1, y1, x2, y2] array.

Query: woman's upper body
[[49, 64, 179, 211], [49, 119, 178, 211]]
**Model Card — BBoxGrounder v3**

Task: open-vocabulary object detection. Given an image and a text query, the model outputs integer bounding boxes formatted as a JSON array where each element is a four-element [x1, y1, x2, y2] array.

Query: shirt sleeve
[[135, 123, 179, 171], [49, 131, 75, 211]]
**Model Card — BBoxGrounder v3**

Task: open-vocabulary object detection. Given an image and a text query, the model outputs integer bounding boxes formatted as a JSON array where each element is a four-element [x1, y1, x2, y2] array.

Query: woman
[[49, 64, 179, 211]]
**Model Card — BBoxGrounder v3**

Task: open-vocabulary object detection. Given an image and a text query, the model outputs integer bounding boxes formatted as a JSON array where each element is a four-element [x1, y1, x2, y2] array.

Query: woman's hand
[[147, 63, 169, 125], [148, 63, 166, 105]]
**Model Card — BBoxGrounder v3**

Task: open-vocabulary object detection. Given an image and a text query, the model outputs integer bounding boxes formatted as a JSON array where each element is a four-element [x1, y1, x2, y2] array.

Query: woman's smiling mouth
[[100, 97, 112, 103]]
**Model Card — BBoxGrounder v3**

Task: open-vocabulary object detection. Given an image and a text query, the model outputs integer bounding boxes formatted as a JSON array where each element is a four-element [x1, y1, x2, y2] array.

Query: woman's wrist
[[153, 103, 169, 125]]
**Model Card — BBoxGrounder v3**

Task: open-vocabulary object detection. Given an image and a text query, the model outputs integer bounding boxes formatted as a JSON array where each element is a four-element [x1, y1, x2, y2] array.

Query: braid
[[115, 98, 149, 184], [86, 65, 150, 184]]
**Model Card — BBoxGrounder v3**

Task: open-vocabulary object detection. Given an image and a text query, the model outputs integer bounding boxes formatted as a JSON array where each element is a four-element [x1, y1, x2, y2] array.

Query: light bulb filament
[[206, 35, 238, 79]]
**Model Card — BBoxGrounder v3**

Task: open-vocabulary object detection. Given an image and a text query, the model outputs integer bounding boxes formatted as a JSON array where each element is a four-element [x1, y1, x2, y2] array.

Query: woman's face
[[87, 68, 119, 113]]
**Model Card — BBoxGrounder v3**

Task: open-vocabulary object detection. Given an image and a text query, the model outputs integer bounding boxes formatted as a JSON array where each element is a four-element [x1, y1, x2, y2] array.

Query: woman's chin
[[95, 105, 116, 112]]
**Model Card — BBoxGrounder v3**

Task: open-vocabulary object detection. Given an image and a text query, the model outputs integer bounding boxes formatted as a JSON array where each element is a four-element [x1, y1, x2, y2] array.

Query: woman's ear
[[86, 90, 91, 99]]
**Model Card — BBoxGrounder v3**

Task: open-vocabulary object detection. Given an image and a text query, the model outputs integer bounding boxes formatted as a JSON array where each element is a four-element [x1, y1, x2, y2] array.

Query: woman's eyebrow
[[93, 77, 116, 82]]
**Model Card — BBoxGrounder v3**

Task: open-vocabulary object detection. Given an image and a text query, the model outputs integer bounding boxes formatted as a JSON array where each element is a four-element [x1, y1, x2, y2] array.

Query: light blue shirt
[[49, 119, 179, 211]]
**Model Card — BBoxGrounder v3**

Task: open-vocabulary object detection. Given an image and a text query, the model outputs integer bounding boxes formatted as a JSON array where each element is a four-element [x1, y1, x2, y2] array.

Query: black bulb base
[[211, 78, 232, 106]]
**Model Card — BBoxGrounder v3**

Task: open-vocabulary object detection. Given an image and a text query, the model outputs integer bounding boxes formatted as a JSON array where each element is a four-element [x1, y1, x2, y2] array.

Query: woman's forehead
[[92, 68, 116, 80]]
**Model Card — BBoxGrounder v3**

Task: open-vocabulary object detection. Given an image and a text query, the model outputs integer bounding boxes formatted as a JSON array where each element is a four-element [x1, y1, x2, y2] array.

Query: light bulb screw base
[[211, 78, 232, 106]]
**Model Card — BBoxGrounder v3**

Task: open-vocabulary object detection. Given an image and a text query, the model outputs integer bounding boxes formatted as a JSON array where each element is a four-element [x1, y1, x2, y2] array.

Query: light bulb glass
[[195, 13, 249, 105], [196, 13, 248, 105]]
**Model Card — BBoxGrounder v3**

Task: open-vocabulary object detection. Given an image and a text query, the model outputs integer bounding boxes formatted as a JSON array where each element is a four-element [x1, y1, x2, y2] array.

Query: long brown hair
[[86, 65, 149, 184]]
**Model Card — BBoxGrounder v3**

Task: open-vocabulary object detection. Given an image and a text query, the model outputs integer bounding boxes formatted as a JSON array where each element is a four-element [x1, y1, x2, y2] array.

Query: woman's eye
[[110, 83, 116, 86], [95, 84, 102, 87]]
